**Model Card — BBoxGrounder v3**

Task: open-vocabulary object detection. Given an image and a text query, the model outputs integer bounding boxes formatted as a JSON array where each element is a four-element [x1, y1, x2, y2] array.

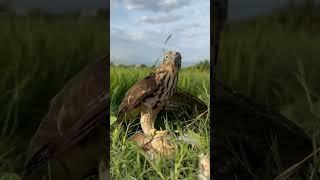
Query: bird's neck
[[154, 63, 178, 75], [153, 64, 178, 85]]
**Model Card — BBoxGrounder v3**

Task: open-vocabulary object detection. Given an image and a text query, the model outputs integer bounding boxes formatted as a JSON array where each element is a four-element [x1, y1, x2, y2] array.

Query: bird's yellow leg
[[140, 111, 157, 136]]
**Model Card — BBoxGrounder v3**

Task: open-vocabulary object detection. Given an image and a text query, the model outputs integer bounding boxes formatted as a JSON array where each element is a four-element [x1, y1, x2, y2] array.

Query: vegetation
[[186, 60, 210, 72], [110, 66, 210, 179]]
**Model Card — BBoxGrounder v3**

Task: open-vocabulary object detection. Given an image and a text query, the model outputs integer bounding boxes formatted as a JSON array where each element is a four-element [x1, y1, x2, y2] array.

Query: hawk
[[118, 51, 182, 136], [24, 55, 109, 180]]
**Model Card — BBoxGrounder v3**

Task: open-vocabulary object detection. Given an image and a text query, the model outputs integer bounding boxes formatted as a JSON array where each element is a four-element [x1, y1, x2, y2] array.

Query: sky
[[110, 0, 210, 67], [6, 0, 320, 66]]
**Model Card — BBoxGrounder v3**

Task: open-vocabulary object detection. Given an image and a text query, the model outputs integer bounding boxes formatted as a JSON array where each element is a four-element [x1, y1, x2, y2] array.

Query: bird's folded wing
[[24, 55, 108, 176], [117, 73, 158, 118], [165, 89, 208, 113]]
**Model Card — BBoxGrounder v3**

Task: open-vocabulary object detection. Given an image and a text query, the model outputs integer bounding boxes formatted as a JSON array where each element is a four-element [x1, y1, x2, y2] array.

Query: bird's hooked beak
[[174, 52, 182, 69]]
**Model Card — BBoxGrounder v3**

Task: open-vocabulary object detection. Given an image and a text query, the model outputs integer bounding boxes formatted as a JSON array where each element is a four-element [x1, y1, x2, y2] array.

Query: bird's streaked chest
[[142, 71, 178, 110]]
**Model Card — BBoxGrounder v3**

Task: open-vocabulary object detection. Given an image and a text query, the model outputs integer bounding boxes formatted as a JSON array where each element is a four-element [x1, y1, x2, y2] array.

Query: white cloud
[[111, 0, 210, 66], [138, 14, 182, 24], [113, 0, 192, 12]]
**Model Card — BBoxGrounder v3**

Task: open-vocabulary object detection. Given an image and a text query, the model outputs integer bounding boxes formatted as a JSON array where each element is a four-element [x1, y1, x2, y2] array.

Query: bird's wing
[[117, 73, 158, 118], [165, 89, 208, 114], [213, 80, 312, 178], [24, 55, 108, 176], [116, 88, 208, 122]]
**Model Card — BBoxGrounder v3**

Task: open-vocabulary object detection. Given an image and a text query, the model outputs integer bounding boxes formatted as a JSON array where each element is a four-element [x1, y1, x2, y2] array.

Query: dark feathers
[[117, 73, 158, 119], [24, 55, 108, 178]]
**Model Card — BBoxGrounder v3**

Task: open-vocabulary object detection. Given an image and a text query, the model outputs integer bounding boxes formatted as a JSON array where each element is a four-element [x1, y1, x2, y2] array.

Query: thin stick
[[274, 146, 320, 180], [184, 109, 209, 130]]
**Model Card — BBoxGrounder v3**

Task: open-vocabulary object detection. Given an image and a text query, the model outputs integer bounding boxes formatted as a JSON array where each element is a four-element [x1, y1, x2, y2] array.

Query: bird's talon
[[155, 130, 170, 136], [149, 129, 157, 137]]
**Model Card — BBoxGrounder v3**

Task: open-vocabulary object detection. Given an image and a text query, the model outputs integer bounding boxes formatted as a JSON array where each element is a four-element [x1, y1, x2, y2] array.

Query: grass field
[[0, 14, 107, 179], [110, 66, 210, 179]]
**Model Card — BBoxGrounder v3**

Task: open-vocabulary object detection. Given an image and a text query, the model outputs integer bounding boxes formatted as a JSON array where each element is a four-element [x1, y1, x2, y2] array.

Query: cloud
[[111, 0, 209, 66], [113, 0, 192, 12], [111, 26, 164, 65], [138, 14, 182, 24]]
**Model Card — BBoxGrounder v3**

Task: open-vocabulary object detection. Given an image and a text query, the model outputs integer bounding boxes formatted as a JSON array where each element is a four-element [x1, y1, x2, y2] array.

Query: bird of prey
[[24, 55, 109, 180], [117, 51, 182, 137]]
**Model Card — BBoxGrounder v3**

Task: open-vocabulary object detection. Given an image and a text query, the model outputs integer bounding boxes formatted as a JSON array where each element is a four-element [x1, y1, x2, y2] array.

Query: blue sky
[[110, 0, 210, 67]]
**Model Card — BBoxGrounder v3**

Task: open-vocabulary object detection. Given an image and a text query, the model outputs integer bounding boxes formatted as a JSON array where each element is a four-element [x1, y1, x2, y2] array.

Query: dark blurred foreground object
[[24, 55, 109, 180], [213, 80, 313, 179], [213, 0, 312, 179]]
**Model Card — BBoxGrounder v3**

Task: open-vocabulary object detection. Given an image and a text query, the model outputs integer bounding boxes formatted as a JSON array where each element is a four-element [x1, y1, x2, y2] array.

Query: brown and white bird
[[117, 51, 182, 136], [24, 55, 109, 180]]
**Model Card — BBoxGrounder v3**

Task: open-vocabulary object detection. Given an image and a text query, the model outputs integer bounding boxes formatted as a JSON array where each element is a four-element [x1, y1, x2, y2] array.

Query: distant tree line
[[110, 63, 148, 68], [193, 60, 210, 71], [111, 60, 210, 71]]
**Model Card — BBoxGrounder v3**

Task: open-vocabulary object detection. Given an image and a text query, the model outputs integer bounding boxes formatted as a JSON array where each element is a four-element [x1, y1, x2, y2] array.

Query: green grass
[[110, 66, 210, 179], [0, 14, 107, 179]]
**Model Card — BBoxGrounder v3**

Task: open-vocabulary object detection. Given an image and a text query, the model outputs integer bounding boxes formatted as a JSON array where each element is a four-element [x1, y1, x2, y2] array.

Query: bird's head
[[163, 51, 182, 70]]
